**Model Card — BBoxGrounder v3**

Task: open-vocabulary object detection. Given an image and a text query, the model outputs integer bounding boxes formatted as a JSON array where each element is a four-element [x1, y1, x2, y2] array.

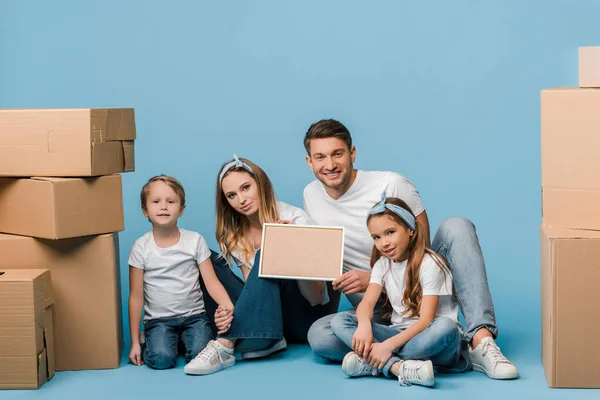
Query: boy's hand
[[215, 304, 234, 334], [129, 343, 144, 366]]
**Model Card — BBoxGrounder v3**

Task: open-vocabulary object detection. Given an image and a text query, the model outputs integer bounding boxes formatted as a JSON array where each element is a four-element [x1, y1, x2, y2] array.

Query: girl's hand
[[215, 304, 234, 334], [367, 342, 393, 370], [352, 322, 373, 359], [129, 343, 144, 366]]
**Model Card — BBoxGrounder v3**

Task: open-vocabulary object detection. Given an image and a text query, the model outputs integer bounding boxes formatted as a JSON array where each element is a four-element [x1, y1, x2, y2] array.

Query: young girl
[[184, 154, 338, 375], [330, 193, 461, 387]]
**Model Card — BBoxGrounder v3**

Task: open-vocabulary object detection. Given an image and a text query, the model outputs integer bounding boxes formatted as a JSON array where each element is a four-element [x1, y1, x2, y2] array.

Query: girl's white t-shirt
[[370, 253, 458, 329]]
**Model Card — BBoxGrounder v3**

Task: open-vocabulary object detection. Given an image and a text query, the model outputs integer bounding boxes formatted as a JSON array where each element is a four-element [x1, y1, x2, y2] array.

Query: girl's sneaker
[[341, 352, 380, 377], [397, 360, 434, 387], [184, 340, 235, 375]]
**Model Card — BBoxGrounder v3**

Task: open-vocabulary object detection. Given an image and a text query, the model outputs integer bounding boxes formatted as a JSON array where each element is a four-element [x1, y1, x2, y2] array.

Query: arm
[[198, 257, 234, 310], [352, 283, 382, 359], [417, 210, 431, 248], [128, 267, 144, 366]]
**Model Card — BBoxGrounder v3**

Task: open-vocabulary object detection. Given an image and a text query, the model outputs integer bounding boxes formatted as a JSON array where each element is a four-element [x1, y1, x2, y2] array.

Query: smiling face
[[305, 137, 357, 198], [221, 170, 261, 218], [142, 180, 185, 228], [367, 214, 413, 262]]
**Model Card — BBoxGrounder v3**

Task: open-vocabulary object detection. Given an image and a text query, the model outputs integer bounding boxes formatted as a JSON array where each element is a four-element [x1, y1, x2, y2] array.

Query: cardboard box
[[541, 88, 600, 230], [541, 226, 600, 388], [0, 108, 135, 177], [0, 233, 122, 371], [579, 47, 600, 88], [0, 175, 124, 239], [259, 224, 344, 280], [0, 269, 55, 389]]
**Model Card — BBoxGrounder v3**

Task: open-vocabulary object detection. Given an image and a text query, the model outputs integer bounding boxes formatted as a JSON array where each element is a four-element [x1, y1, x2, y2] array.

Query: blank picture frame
[[258, 223, 344, 281]]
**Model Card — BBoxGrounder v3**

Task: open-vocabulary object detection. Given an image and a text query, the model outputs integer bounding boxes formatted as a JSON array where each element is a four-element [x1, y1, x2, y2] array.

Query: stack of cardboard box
[[0, 109, 136, 389], [540, 47, 600, 388]]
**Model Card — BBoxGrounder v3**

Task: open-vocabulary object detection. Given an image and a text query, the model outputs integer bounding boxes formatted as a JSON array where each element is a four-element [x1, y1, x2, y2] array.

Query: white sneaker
[[469, 337, 519, 380], [397, 360, 434, 387], [341, 352, 380, 377], [184, 340, 235, 375], [241, 338, 287, 360]]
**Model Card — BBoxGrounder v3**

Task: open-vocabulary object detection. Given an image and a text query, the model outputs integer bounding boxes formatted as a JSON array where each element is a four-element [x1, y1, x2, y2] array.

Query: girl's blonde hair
[[367, 197, 450, 320], [215, 158, 279, 266]]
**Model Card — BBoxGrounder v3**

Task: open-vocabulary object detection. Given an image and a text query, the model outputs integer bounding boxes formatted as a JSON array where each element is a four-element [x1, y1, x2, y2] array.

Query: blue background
[[1, 0, 599, 398]]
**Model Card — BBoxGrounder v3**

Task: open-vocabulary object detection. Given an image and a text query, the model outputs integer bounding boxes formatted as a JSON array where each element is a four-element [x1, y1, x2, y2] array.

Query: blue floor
[[2, 334, 598, 400]]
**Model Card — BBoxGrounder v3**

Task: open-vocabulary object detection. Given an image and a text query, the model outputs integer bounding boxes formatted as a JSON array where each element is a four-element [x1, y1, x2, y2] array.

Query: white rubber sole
[[184, 357, 235, 375], [472, 363, 519, 380], [241, 338, 287, 360]]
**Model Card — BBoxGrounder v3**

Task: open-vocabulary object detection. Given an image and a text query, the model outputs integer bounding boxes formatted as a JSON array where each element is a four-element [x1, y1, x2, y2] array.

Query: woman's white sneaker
[[184, 340, 235, 375]]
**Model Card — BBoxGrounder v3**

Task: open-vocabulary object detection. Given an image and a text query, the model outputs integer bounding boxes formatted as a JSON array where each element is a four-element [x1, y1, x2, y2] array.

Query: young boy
[[128, 175, 235, 369]]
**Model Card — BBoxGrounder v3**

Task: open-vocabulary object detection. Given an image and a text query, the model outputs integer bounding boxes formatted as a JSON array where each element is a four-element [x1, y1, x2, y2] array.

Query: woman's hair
[[367, 197, 450, 320], [215, 158, 279, 266]]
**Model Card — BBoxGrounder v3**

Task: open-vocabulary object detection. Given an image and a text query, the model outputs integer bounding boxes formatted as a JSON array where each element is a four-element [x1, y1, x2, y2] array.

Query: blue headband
[[368, 192, 416, 231], [219, 153, 254, 183]]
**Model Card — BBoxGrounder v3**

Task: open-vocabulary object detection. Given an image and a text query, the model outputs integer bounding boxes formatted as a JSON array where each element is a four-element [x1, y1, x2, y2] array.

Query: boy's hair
[[215, 158, 279, 267], [140, 175, 186, 209], [304, 119, 353, 155], [367, 197, 450, 320]]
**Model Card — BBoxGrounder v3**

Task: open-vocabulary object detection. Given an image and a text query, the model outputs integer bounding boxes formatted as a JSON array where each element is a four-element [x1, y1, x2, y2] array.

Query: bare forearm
[[205, 279, 234, 308], [356, 302, 374, 324], [129, 295, 143, 345]]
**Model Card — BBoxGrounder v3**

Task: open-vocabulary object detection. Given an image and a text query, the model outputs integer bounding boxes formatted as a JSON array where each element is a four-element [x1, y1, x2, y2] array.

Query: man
[[302, 119, 518, 380]]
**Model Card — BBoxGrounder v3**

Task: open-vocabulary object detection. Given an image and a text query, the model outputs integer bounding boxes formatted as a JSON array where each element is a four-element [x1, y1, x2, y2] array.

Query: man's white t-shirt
[[128, 228, 211, 322], [370, 253, 458, 329]]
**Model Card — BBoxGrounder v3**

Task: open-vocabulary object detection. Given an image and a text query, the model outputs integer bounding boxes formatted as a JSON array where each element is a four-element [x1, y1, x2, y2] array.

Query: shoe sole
[[472, 363, 519, 380], [341, 352, 356, 377], [184, 358, 235, 375], [241, 339, 287, 360]]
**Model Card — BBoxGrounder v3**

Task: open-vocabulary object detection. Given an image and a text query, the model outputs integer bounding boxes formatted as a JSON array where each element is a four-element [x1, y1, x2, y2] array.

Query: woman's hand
[[214, 304, 234, 334]]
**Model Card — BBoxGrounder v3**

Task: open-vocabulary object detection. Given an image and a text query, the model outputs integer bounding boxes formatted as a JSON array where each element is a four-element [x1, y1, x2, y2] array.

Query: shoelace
[[399, 362, 423, 386], [481, 340, 509, 365], [357, 357, 379, 376], [195, 342, 219, 362]]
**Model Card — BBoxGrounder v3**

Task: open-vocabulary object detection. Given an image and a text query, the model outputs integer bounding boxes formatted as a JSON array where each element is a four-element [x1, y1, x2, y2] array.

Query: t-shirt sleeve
[[386, 172, 425, 216], [290, 206, 315, 226], [195, 234, 212, 265], [302, 186, 313, 217], [128, 239, 145, 270], [420, 256, 452, 296], [369, 258, 386, 286]]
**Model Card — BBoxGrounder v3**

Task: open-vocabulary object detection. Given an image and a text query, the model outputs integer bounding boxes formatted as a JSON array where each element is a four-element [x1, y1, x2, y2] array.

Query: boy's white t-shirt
[[231, 201, 314, 269], [128, 228, 211, 322], [370, 253, 458, 329], [303, 170, 425, 275]]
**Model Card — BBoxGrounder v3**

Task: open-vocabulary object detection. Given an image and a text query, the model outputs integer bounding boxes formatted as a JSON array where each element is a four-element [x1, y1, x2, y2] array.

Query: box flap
[[541, 225, 600, 239]]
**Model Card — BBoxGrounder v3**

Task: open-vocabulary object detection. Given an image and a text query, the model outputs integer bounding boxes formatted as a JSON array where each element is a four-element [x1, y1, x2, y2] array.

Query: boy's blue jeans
[[330, 312, 462, 376], [143, 312, 213, 369]]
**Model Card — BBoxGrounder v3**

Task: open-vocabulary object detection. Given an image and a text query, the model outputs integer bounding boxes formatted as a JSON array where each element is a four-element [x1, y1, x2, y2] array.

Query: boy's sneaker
[[341, 352, 380, 377], [241, 338, 287, 360], [184, 340, 235, 375], [469, 337, 519, 380], [397, 360, 434, 387]]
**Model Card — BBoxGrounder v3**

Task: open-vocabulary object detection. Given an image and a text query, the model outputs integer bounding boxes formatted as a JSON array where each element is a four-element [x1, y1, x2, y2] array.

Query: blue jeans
[[201, 250, 339, 353], [308, 217, 496, 363], [330, 313, 461, 376], [143, 312, 213, 369]]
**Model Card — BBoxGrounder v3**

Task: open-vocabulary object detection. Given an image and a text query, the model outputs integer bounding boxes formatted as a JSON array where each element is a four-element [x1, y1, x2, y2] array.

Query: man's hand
[[332, 270, 371, 294]]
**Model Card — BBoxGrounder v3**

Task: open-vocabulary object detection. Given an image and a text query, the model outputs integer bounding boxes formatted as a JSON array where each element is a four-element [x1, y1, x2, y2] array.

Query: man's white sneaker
[[397, 360, 435, 387], [184, 340, 235, 375], [341, 352, 380, 377], [241, 338, 287, 360], [469, 337, 519, 380]]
